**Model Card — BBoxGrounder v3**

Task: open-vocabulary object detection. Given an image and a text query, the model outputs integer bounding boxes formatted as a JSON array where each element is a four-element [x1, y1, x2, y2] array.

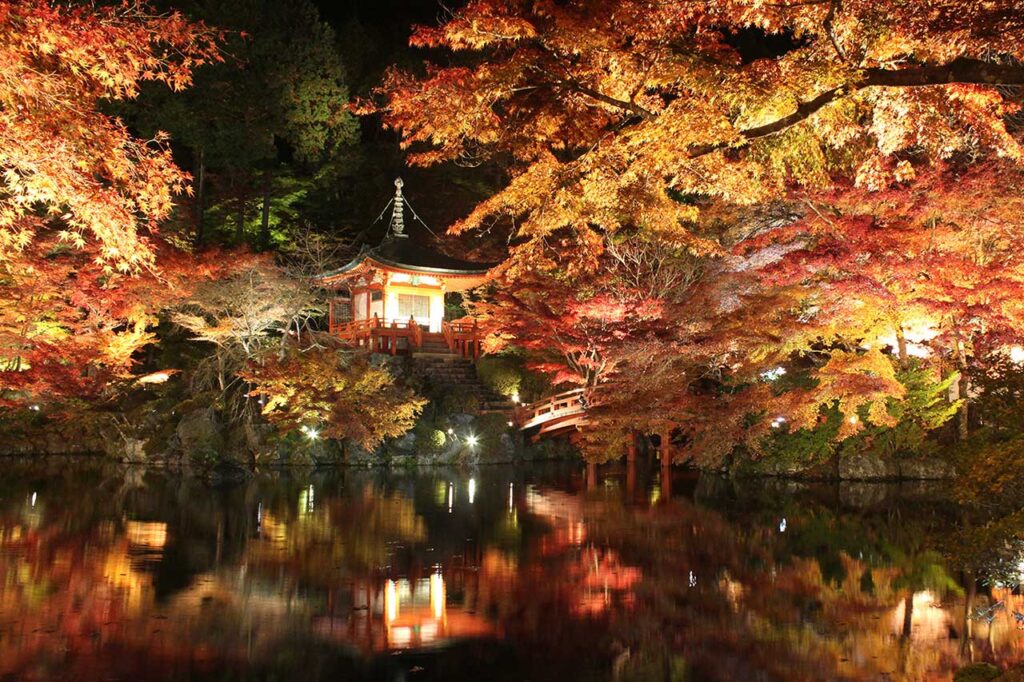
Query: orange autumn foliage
[[0, 234, 260, 407], [0, 0, 221, 272], [369, 0, 1024, 461], [241, 345, 426, 450]]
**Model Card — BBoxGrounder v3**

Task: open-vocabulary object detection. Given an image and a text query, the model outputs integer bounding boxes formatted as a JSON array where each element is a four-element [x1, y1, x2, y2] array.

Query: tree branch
[[686, 58, 1024, 159], [552, 78, 656, 119], [823, 0, 849, 64]]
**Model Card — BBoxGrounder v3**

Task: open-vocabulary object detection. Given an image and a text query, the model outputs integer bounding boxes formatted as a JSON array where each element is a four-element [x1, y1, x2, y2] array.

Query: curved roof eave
[[367, 254, 492, 276]]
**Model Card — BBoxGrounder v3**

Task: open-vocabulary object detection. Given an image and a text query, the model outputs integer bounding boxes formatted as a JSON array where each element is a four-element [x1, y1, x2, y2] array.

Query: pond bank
[[0, 410, 958, 481]]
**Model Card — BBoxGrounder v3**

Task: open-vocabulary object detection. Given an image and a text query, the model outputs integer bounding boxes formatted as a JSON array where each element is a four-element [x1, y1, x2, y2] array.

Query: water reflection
[[0, 459, 1020, 680]]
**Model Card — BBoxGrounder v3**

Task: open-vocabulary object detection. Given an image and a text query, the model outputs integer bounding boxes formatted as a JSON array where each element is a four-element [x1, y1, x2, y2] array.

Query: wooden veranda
[[329, 314, 484, 361]]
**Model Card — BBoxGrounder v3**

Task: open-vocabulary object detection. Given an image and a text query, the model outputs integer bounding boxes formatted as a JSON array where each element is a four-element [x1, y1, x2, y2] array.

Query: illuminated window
[[397, 294, 430, 318]]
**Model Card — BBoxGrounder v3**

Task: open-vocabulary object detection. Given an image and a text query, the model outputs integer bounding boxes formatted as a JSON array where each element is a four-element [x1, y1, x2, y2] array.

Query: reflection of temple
[[313, 571, 497, 652]]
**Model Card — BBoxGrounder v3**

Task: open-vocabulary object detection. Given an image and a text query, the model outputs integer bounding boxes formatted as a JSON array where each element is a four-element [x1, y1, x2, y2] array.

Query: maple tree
[[171, 261, 317, 392], [0, 233, 254, 408], [0, 0, 221, 272], [367, 0, 1024, 462], [240, 343, 426, 453], [0, 1, 231, 410]]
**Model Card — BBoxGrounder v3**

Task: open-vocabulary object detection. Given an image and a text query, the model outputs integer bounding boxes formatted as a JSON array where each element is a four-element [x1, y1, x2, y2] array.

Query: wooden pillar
[[627, 430, 638, 464], [660, 430, 672, 502], [624, 430, 638, 503], [586, 461, 597, 491]]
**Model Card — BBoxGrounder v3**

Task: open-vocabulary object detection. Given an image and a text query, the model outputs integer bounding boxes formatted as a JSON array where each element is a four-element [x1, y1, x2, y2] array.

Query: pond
[[0, 458, 1017, 681]]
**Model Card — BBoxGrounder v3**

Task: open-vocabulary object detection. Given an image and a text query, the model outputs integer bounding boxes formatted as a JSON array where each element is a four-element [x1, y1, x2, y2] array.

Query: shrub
[[476, 356, 522, 398], [439, 386, 480, 416], [413, 422, 448, 455]]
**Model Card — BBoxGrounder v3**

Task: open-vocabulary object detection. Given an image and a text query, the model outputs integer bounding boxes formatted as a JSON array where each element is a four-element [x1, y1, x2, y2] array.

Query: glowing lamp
[[466, 434, 478, 447], [136, 369, 177, 385]]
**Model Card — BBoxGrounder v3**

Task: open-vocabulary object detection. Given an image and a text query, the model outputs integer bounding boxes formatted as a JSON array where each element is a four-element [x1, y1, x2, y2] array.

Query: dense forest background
[[126, 0, 496, 256]]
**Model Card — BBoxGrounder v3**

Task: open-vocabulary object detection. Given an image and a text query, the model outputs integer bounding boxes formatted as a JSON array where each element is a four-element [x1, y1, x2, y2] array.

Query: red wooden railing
[[330, 314, 484, 361], [441, 318, 482, 360], [330, 315, 424, 355]]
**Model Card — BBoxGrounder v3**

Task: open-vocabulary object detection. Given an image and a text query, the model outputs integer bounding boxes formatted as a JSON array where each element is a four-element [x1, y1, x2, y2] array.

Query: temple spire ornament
[[390, 177, 407, 238]]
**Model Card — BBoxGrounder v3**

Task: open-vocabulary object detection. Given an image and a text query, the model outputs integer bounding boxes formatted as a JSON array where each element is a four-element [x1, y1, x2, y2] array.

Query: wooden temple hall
[[319, 179, 491, 359]]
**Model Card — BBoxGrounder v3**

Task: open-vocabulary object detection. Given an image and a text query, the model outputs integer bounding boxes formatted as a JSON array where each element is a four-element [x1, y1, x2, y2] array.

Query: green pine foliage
[[126, 0, 358, 247]]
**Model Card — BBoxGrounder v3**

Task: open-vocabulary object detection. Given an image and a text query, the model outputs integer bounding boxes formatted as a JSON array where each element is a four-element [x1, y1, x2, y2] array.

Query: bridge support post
[[625, 430, 638, 503], [586, 461, 597, 491], [659, 430, 672, 502]]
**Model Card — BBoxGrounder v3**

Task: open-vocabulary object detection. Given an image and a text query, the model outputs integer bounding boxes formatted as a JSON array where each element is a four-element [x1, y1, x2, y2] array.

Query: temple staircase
[[411, 343, 516, 417]]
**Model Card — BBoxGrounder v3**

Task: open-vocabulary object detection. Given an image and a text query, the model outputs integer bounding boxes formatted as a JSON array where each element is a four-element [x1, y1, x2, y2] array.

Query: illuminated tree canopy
[[367, 0, 1024, 461]]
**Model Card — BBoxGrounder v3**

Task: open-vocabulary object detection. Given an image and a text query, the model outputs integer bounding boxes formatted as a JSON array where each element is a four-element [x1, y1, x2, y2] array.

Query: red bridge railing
[[516, 388, 589, 437]]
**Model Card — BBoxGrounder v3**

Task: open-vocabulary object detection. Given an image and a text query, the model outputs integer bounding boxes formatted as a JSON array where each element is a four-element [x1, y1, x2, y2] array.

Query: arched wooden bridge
[[516, 388, 589, 439]]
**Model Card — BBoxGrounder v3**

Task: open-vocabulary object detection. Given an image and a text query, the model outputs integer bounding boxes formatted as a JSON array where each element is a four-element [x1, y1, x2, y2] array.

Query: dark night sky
[[312, 0, 453, 29]]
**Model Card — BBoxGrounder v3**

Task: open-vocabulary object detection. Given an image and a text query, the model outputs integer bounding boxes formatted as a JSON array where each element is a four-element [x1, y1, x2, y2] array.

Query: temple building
[[318, 178, 491, 358]]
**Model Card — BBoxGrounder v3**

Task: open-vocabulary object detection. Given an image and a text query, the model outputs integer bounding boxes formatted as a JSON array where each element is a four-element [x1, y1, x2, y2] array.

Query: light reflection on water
[[0, 459, 1019, 680]]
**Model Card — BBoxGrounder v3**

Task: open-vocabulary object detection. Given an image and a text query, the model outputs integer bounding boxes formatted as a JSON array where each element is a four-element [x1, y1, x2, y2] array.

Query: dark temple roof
[[319, 237, 495, 279]]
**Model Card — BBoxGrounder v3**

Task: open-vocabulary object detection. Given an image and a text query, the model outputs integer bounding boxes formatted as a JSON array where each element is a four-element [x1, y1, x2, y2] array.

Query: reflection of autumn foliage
[[0, 503, 312, 679], [579, 491, 992, 681], [248, 485, 427, 582], [0, 519, 167, 678], [568, 546, 641, 616]]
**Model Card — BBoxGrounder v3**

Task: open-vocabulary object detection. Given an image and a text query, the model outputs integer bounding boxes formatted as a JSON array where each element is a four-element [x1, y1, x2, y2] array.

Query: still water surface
[[0, 459, 1017, 681]]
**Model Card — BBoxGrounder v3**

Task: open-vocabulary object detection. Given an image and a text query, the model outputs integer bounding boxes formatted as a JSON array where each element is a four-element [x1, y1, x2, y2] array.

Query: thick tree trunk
[[961, 571, 976, 660], [194, 148, 206, 245], [660, 461, 672, 502], [586, 461, 597, 491], [954, 332, 971, 440], [902, 593, 914, 639], [235, 193, 246, 244], [626, 430, 637, 503], [259, 171, 272, 250], [895, 326, 909, 366]]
